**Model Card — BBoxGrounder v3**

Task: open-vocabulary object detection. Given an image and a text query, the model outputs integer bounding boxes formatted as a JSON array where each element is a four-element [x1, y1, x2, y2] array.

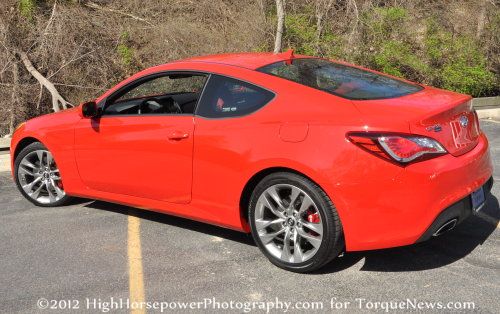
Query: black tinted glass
[[104, 74, 207, 115], [258, 58, 423, 100], [196, 75, 274, 118]]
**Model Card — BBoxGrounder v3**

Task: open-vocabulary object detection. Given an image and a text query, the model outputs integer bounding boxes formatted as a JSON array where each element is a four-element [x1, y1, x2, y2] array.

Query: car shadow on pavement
[[84, 194, 499, 274], [317, 194, 500, 274], [85, 200, 255, 246]]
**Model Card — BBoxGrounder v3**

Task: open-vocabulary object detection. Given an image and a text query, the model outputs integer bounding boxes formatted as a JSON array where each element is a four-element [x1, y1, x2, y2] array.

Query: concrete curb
[[0, 138, 11, 151], [476, 108, 500, 120], [472, 96, 500, 109], [473, 96, 500, 121]]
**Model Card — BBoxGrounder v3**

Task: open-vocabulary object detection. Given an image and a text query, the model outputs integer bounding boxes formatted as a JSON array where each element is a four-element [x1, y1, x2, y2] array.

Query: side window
[[196, 75, 274, 118], [103, 73, 207, 115]]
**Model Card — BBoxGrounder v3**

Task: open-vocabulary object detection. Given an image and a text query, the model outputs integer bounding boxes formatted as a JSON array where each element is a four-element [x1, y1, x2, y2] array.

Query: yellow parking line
[[128, 214, 146, 314]]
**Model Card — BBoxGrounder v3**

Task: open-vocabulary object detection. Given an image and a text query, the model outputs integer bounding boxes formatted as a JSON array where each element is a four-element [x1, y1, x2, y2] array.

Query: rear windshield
[[257, 58, 423, 100]]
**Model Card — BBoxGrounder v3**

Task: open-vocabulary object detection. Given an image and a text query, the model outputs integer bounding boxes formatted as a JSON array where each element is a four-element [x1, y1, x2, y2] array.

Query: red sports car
[[11, 51, 493, 272]]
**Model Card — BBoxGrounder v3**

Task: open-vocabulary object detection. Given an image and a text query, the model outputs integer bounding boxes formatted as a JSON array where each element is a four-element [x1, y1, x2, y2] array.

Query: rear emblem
[[426, 124, 442, 132], [459, 115, 469, 128]]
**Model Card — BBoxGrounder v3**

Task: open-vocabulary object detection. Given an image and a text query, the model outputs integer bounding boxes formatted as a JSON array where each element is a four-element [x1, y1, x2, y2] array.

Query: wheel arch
[[13, 137, 42, 160]]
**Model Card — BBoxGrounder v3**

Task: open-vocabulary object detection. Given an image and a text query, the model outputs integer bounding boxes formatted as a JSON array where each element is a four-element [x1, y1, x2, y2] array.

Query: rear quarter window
[[258, 58, 423, 100], [196, 75, 274, 118]]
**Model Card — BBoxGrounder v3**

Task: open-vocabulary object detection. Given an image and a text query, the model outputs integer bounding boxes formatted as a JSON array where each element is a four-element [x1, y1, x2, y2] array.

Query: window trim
[[99, 71, 211, 117], [194, 74, 277, 120], [257, 58, 424, 101]]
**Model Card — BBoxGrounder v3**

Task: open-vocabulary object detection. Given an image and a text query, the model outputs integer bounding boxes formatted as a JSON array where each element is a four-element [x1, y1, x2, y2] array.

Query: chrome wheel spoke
[[23, 176, 42, 191], [51, 179, 65, 198], [255, 218, 284, 232], [46, 152, 53, 166], [36, 151, 45, 166], [298, 195, 313, 214], [21, 159, 37, 170], [30, 182, 44, 199], [259, 227, 286, 244], [301, 220, 323, 236], [280, 229, 292, 262], [293, 232, 304, 263], [50, 169, 61, 180], [267, 186, 285, 210], [289, 187, 301, 210], [18, 165, 35, 176], [297, 227, 322, 248], [46, 181, 57, 202], [259, 193, 285, 219]]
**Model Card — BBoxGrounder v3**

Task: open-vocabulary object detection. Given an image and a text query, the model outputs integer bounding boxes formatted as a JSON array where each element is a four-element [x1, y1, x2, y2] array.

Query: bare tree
[[315, 0, 335, 53], [8, 62, 19, 135], [476, 0, 488, 38], [274, 0, 285, 53], [18, 51, 69, 112], [347, 0, 360, 48]]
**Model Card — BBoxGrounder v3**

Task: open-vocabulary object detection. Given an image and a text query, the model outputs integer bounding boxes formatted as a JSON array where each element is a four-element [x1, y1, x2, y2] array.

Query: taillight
[[348, 133, 447, 164]]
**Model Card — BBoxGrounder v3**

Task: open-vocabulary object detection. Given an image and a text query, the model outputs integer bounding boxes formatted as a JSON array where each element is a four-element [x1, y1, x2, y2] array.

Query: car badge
[[426, 124, 442, 132], [459, 115, 469, 128]]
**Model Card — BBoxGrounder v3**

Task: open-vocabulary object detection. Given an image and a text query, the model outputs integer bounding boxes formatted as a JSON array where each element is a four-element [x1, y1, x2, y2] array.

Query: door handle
[[168, 131, 189, 140]]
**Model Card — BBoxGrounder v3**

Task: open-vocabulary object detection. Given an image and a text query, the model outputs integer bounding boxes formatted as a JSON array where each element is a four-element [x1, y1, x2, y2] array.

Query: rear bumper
[[337, 132, 494, 251], [416, 176, 493, 243]]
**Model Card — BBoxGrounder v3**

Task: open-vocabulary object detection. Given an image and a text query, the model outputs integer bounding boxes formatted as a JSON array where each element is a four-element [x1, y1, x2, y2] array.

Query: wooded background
[[0, 0, 498, 137]]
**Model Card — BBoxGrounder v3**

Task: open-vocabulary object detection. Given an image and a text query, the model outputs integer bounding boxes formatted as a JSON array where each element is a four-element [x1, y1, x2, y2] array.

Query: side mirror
[[80, 101, 98, 118]]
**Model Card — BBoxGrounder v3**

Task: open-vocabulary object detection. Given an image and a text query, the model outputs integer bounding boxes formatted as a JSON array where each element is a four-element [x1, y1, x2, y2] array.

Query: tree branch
[[17, 51, 69, 112], [84, 1, 154, 26]]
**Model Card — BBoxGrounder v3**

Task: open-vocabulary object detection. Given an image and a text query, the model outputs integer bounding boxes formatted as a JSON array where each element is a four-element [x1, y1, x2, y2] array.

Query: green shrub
[[425, 20, 495, 96], [283, 12, 343, 58], [19, 0, 36, 20], [117, 32, 133, 66]]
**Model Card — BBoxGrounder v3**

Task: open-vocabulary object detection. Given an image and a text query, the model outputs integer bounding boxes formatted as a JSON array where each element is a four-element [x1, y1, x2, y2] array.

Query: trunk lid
[[352, 86, 480, 156]]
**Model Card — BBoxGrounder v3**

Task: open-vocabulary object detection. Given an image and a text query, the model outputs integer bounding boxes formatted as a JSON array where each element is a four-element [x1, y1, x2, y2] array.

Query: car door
[[74, 72, 208, 204]]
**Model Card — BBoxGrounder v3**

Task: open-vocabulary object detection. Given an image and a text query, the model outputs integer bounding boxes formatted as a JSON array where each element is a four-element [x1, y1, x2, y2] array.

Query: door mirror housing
[[80, 101, 98, 118]]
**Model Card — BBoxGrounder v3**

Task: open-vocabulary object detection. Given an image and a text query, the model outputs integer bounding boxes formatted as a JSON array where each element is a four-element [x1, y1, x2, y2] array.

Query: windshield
[[257, 58, 423, 100]]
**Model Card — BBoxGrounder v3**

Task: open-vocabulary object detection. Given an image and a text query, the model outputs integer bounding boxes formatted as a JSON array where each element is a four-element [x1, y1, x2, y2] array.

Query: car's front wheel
[[14, 142, 72, 207], [249, 172, 344, 273]]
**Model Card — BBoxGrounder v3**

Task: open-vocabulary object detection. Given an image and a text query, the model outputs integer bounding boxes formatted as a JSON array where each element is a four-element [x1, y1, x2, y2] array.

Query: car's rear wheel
[[14, 142, 71, 207], [249, 172, 344, 273]]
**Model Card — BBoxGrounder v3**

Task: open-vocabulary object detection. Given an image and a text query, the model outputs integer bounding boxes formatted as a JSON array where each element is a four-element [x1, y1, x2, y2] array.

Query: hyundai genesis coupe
[[10, 51, 493, 272]]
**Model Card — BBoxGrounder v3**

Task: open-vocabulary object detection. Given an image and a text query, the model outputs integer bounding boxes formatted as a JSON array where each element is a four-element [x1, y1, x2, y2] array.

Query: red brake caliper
[[306, 209, 320, 223]]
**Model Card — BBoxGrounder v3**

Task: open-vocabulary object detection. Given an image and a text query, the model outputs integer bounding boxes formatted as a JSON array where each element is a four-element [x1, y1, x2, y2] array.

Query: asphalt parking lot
[[0, 120, 499, 313]]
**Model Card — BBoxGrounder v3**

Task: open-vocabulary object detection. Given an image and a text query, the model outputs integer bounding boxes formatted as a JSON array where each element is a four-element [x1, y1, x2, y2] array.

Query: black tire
[[14, 142, 72, 207], [248, 172, 344, 273]]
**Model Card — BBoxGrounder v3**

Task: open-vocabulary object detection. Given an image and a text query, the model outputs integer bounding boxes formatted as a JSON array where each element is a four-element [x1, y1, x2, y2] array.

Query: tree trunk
[[274, 0, 285, 54], [8, 62, 19, 136], [476, 0, 487, 39], [315, 0, 335, 54], [17, 51, 68, 112], [347, 0, 359, 49]]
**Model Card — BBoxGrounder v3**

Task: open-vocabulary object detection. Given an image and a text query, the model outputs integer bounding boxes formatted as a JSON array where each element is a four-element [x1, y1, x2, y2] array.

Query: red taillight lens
[[348, 133, 447, 164]]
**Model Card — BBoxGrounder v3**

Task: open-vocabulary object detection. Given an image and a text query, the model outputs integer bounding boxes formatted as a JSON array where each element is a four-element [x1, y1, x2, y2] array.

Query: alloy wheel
[[17, 150, 65, 204], [254, 184, 324, 263]]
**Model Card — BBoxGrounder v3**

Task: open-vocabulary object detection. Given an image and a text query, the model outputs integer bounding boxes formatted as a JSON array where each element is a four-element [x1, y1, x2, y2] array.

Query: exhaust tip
[[432, 218, 458, 237]]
